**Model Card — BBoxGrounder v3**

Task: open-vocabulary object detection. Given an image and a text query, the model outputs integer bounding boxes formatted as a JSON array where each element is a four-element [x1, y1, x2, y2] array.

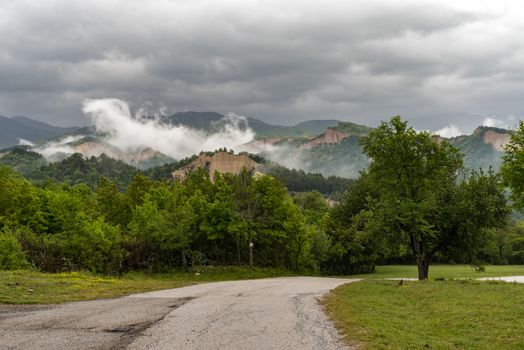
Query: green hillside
[[0, 149, 139, 190], [331, 121, 373, 136], [448, 126, 509, 171], [291, 119, 339, 135], [164, 111, 320, 138]]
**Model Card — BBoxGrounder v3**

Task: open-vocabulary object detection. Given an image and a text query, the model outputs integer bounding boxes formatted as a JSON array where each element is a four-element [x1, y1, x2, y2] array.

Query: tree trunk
[[417, 258, 430, 280], [411, 235, 430, 280], [295, 239, 302, 272], [181, 250, 188, 272], [236, 235, 241, 265]]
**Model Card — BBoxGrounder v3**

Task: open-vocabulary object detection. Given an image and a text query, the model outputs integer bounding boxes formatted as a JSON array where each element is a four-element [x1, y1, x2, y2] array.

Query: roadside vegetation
[[0, 267, 292, 304], [353, 264, 524, 279]]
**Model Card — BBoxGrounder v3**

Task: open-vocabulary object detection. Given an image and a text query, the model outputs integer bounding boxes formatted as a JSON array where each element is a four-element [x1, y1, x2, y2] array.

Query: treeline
[[0, 149, 139, 190], [0, 166, 344, 273], [0, 148, 352, 195], [3, 117, 524, 277], [324, 117, 522, 279], [3, 160, 522, 276], [267, 165, 354, 195]]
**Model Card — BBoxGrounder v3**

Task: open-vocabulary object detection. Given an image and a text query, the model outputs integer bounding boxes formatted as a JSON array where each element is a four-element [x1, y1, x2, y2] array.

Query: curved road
[[1, 277, 357, 349]]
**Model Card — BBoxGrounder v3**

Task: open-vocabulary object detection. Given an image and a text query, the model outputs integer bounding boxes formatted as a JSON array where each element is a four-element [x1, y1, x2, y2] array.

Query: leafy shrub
[[0, 228, 28, 270]]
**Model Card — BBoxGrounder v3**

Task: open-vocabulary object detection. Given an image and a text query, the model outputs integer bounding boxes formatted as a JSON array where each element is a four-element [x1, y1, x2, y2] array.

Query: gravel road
[[0, 276, 356, 350], [478, 275, 524, 283]]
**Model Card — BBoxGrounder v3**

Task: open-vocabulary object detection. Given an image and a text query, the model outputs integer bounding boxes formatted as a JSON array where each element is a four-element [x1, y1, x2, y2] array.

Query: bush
[[0, 229, 28, 270]]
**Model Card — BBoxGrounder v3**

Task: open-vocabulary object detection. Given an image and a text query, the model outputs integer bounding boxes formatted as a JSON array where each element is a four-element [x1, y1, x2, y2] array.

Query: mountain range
[[162, 111, 340, 138], [0, 112, 513, 179], [0, 116, 78, 149]]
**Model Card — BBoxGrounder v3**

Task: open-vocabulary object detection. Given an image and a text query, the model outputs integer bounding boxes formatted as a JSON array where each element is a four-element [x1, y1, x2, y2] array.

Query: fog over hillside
[[12, 98, 510, 179], [82, 98, 256, 160]]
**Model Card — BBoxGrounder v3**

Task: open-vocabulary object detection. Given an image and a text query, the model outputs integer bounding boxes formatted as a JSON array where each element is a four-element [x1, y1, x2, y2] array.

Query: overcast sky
[[1, 0, 523, 134]]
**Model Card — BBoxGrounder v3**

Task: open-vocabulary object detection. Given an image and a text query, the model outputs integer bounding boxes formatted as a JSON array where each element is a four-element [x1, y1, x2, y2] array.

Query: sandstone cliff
[[480, 129, 510, 151], [172, 151, 262, 181], [300, 128, 349, 149]]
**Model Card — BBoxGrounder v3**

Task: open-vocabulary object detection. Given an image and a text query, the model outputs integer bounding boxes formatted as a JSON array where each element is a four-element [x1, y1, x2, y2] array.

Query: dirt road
[[0, 277, 356, 349]]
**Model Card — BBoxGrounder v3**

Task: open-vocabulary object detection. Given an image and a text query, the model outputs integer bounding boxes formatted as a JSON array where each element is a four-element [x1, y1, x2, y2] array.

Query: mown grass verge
[[324, 279, 524, 349], [353, 264, 524, 279], [0, 266, 293, 304]]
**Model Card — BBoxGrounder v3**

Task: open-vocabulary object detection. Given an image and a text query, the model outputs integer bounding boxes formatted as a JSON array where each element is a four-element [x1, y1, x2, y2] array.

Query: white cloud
[[33, 135, 85, 161], [434, 124, 463, 138], [2, 1, 524, 131], [18, 138, 35, 146], [81, 98, 255, 160], [482, 116, 507, 128]]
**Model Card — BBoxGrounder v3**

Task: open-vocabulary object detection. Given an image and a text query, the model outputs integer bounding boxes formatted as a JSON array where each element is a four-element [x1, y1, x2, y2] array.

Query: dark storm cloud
[[0, 0, 523, 132]]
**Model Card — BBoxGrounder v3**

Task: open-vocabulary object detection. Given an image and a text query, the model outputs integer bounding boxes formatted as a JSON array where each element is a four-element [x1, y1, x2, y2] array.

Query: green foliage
[[507, 223, 524, 264], [361, 116, 463, 279], [480, 223, 524, 264], [0, 117, 517, 277], [294, 191, 330, 272], [331, 121, 372, 136], [323, 174, 384, 274], [0, 162, 320, 273], [0, 166, 40, 228], [357, 117, 509, 279], [438, 170, 510, 263], [502, 120, 524, 210], [448, 127, 506, 171], [61, 216, 122, 273], [128, 183, 194, 269], [0, 228, 28, 270], [96, 176, 130, 226], [268, 165, 353, 195], [28, 153, 139, 190], [0, 147, 46, 176]]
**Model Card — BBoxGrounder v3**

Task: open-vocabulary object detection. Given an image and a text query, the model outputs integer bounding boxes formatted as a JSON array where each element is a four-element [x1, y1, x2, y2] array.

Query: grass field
[[325, 265, 524, 349], [353, 264, 524, 279], [0, 266, 292, 304]]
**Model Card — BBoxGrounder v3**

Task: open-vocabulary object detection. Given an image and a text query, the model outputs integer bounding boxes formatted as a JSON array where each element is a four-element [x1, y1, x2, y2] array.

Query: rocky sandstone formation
[[172, 151, 262, 181], [482, 130, 510, 151], [300, 128, 348, 149]]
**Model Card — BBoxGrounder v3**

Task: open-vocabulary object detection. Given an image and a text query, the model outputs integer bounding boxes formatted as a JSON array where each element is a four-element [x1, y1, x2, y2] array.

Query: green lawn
[[325, 265, 524, 349], [353, 264, 524, 279], [0, 266, 292, 304]]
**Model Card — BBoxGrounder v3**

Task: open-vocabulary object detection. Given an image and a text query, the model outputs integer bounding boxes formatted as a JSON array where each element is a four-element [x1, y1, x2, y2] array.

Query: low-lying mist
[[27, 98, 361, 177], [31, 98, 259, 162], [82, 98, 256, 159]]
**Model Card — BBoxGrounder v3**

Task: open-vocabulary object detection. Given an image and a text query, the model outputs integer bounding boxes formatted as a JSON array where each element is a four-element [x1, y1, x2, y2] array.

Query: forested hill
[[446, 126, 511, 171], [163, 111, 339, 138], [0, 148, 350, 195], [161, 111, 512, 176], [1, 116, 522, 278], [0, 112, 513, 179], [0, 149, 139, 190]]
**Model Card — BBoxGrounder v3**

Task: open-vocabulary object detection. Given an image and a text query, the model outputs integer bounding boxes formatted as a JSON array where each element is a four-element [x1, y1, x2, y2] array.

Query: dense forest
[[1, 117, 524, 278]]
